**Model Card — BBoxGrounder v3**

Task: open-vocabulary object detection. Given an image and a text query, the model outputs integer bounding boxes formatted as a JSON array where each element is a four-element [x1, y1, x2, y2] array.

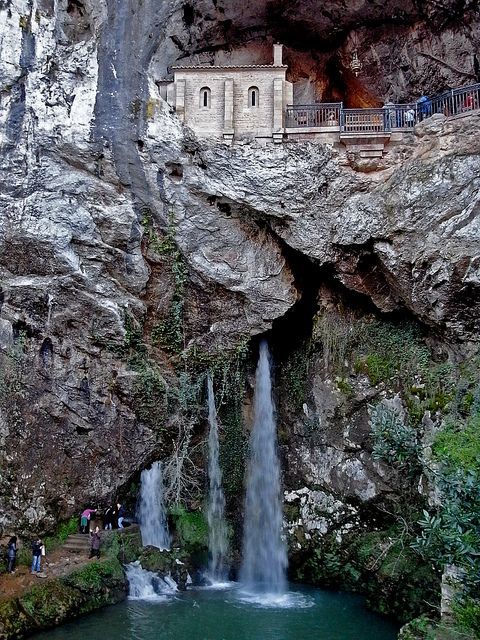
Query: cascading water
[[206, 375, 229, 581], [240, 341, 287, 595], [125, 562, 177, 600], [138, 461, 170, 550]]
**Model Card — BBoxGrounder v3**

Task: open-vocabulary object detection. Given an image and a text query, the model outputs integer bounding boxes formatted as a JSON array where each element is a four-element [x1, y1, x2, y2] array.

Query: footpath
[[0, 532, 92, 599], [0, 526, 140, 640]]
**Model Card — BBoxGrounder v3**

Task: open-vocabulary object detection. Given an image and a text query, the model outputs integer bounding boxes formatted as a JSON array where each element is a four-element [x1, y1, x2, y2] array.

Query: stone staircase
[[62, 525, 140, 555], [63, 533, 91, 555]]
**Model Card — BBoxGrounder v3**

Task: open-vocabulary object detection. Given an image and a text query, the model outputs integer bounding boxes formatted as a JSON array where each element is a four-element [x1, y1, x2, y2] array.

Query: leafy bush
[[369, 402, 421, 471], [413, 404, 480, 635]]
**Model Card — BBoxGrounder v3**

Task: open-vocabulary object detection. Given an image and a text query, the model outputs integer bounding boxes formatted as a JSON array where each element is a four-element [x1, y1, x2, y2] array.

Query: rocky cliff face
[[0, 0, 479, 558]]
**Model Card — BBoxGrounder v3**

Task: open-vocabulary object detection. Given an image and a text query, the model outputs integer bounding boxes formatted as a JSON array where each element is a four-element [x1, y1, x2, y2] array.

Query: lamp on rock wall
[[350, 49, 362, 76], [349, 32, 363, 76]]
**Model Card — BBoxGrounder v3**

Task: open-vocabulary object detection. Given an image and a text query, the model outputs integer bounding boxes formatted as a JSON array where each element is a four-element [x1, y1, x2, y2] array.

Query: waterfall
[[125, 562, 177, 600], [206, 375, 229, 581], [138, 461, 170, 550], [240, 341, 287, 594]]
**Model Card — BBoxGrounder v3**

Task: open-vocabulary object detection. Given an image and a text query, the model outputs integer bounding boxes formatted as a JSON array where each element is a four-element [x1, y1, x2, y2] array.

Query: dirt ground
[[0, 546, 95, 599]]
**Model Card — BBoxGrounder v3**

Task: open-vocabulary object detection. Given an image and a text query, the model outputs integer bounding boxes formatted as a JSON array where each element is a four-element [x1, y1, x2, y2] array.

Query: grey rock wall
[[0, 0, 479, 536]]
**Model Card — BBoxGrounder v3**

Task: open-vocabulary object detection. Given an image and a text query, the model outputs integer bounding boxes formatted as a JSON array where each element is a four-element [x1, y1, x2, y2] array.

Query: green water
[[33, 584, 399, 640]]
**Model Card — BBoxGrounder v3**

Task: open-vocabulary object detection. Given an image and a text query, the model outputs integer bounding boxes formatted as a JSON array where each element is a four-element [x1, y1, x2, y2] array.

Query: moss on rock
[[19, 581, 84, 628], [170, 506, 208, 552]]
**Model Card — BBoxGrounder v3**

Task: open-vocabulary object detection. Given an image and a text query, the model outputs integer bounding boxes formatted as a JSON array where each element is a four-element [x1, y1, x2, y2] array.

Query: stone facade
[[166, 44, 293, 143]]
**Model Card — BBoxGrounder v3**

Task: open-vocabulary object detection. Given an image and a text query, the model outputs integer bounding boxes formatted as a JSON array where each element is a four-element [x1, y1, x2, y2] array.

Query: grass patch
[[44, 517, 79, 553], [432, 414, 480, 473]]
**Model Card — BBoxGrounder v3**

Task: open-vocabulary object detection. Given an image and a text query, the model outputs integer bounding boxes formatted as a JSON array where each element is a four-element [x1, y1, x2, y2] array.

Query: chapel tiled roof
[[171, 64, 288, 70]]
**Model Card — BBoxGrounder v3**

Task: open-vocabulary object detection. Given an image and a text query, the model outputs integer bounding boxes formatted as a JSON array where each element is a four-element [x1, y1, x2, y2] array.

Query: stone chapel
[[164, 44, 293, 143]]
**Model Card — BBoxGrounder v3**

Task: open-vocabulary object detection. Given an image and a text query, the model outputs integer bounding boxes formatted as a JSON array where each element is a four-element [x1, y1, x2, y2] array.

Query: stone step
[[359, 150, 384, 158], [347, 143, 385, 152]]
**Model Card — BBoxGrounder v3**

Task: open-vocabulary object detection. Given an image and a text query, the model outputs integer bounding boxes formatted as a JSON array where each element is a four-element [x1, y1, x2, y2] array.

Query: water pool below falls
[[33, 583, 399, 640]]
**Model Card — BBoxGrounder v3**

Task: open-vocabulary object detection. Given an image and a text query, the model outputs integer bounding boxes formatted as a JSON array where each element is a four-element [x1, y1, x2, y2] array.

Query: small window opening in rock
[[183, 3, 195, 26], [137, 140, 144, 150], [217, 201, 232, 216], [67, 0, 85, 15], [80, 377, 90, 401], [75, 426, 91, 435], [166, 162, 183, 183], [12, 320, 34, 342], [40, 337, 53, 365], [200, 86, 211, 108]]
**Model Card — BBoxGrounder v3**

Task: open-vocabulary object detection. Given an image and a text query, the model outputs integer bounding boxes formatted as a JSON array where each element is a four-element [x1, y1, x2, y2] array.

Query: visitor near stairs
[[89, 526, 102, 559], [117, 503, 126, 529], [7, 536, 17, 574], [31, 537, 44, 574], [417, 95, 431, 120], [103, 506, 114, 530], [404, 107, 415, 126], [80, 507, 97, 534]]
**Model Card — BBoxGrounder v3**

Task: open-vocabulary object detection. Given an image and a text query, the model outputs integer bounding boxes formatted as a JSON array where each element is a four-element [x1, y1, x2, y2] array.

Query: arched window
[[248, 86, 259, 108], [199, 87, 211, 108]]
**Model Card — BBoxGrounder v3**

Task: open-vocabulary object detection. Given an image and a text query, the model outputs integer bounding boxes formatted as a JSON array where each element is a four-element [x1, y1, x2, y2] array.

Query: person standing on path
[[89, 527, 102, 559], [80, 508, 97, 534], [117, 503, 126, 529], [31, 538, 43, 574], [103, 506, 113, 530], [7, 536, 17, 574]]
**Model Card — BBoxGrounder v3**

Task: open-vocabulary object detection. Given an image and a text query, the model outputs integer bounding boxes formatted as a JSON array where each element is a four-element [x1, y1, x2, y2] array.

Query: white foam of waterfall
[[240, 341, 287, 595], [138, 461, 170, 550], [125, 562, 177, 600], [206, 375, 229, 582]]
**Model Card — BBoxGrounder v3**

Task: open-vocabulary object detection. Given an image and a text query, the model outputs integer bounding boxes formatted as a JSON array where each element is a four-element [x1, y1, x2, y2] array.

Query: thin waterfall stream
[[138, 461, 170, 550], [240, 340, 287, 595], [206, 375, 229, 581]]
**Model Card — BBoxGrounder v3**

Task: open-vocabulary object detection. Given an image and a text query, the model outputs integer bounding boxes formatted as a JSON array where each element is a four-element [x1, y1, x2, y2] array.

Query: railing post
[[383, 102, 394, 132], [340, 108, 345, 132]]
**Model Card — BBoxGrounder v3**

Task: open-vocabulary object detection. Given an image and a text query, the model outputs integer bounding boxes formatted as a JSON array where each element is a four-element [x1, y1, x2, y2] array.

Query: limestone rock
[[0, 0, 479, 536]]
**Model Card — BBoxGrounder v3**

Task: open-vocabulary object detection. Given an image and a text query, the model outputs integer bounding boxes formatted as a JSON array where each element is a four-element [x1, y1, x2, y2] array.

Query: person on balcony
[[462, 94, 474, 111], [405, 107, 415, 126], [417, 96, 431, 120]]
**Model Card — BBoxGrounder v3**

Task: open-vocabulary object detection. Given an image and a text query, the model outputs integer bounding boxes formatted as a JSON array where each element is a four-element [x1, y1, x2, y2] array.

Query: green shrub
[[452, 597, 480, 636], [169, 505, 208, 551], [369, 402, 421, 471]]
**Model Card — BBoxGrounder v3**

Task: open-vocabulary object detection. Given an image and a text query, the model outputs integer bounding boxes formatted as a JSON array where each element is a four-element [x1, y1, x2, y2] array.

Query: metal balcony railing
[[429, 84, 480, 117], [285, 82, 480, 134], [341, 108, 389, 133], [285, 103, 343, 128]]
